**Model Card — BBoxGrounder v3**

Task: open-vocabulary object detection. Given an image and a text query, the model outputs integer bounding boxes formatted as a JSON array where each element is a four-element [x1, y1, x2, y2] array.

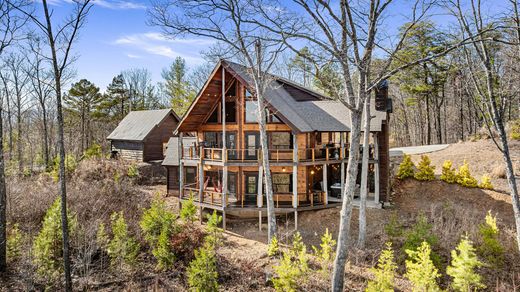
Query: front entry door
[[245, 132, 260, 160], [244, 172, 258, 206]]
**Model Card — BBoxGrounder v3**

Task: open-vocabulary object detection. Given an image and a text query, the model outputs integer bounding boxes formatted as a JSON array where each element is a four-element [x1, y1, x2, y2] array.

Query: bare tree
[[447, 0, 520, 252], [10, 0, 93, 289], [4, 53, 30, 173], [149, 0, 290, 242], [26, 36, 53, 170], [253, 0, 486, 289], [0, 0, 29, 273]]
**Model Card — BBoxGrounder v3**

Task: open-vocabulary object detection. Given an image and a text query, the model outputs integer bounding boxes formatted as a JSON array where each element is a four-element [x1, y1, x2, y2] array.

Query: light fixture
[[282, 167, 286, 172], [310, 170, 315, 175]]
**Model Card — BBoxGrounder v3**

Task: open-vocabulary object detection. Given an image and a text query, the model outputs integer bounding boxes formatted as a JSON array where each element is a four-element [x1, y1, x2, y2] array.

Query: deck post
[[323, 163, 328, 205], [259, 211, 262, 231], [198, 145, 204, 222], [294, 210, 298, 230], [178, 133, 184, 199], [340, 132, 345, 198], [258, 165, 263, 208], [292, 134, 298, 209], [374, 133, 380, 204]]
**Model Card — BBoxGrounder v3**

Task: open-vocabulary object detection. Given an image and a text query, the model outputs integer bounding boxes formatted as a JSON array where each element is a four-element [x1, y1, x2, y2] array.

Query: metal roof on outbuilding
[[107, 109, 178, 142]]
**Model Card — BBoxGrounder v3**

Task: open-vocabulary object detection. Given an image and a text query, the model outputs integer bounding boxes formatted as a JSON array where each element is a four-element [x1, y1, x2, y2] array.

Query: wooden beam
[[340, 132, 345, 197], [292, 134, 298, 208], [258, 165, 263, 207], [198, 145, 204, 222], [323, 163, 328, 205], [374, 133, 380, 204]]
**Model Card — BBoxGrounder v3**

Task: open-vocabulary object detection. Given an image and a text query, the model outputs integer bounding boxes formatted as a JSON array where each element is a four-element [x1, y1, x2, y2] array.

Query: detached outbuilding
[[107, 109, 180, 162]]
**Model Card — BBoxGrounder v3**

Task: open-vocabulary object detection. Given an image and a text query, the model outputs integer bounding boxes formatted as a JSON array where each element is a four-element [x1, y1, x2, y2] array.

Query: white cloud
[[113, 32, 214, 64], [126, 53, 142, 59], [92, 0, 146, 10], [45, 0, 145, 10]]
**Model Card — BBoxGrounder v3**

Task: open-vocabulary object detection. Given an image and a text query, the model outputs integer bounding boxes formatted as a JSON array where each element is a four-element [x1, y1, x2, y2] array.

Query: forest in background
[[2, 19, 520, 175]]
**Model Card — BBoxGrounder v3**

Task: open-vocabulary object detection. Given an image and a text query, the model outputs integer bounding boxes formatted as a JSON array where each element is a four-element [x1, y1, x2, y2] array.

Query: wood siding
[[143, 114, 179, 161]]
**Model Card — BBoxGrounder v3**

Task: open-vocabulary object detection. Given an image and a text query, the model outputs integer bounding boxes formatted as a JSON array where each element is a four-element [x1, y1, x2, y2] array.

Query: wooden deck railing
[[182, 145, 349, 162], [181, 184, 326, 209]]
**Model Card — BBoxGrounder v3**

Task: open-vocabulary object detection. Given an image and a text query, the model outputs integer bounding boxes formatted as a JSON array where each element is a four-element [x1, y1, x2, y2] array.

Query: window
[[245, 174, 257, 194], [185, 167, 196, 184], [245, 132, 259, 159], [225, 101, 236, 123], [272, 173, 292, 193], [204, 132, 219, 148], [266, 109, 282, 123], [207, 106, 218, 123], [269, 132, 292, 150], [245, 100, 258, 123]]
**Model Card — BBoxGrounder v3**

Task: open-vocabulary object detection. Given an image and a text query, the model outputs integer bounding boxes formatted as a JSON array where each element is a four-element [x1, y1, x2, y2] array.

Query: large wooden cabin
[[168, 60, 392, 227], [108, 109, 180, 162]]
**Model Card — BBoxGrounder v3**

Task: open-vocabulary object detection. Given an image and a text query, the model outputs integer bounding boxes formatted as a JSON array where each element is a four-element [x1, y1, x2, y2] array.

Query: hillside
[[2, 140, 520, 291]]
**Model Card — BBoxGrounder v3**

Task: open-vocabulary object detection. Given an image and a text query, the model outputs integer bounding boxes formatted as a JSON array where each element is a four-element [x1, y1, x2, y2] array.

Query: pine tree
[[478, 211, 504, 267], [414, 155, 436, 181], [366, 242, 397, 292], [440, 160, 457, 183], [97, 74, 129, 121], [478, 174, 493, 190], [397, 154, 415, 179], [64, 79, 103, 152], [162, 57, 195, 116], [446, 236, 485, 292], [33, 198, 77, 281], [405, 241, 441, 292], [107, 211, 140, 269], [456, 160, 478, 188]]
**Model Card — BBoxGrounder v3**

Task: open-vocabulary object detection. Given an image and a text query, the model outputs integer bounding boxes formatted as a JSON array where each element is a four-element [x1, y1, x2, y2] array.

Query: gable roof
[[107, 109, 178, 142], [176, 59, 387, 133]]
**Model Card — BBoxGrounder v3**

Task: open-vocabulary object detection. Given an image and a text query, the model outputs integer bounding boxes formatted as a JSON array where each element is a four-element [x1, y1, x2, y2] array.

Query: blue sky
[[47, 0, 213, 90], [47, 0, 511, 91]]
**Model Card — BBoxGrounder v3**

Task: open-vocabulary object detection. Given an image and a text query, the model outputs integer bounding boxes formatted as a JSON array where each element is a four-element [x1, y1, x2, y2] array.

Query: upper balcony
[[181, 145, 350, 164]]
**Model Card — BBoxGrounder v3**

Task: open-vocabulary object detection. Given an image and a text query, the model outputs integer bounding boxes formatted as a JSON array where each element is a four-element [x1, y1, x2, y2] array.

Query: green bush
[[402, 214, 440, 267], [478, 211, 504, 267], [205, 211, 223, 248], [366, 242, 397, 292], [187, 241, 219, 292], [440, 160, 457, 183], [414, 155, 435, 181], [107, 211, 140, 269], [180, 195, 198, 224], [33, 198, 77, 281], [96, 222, 110, 250], [510, 119, 520, 140], [478, 174, 493, 190], [405, 241, 441, 292], [273, 232, 309, 292], [50, 154, 78, 182], [140, 196, 176, 270], [397, 154, 415, 179], [268, 236, 280, 257], [447, 236, 485, 291], [7, 223, 23, 261], [312, 228, 336, 263], [127, 163, 139, 178], [83, 144, 103, 159], [456, 160, 478, 188], [384, 212, 403, 239]]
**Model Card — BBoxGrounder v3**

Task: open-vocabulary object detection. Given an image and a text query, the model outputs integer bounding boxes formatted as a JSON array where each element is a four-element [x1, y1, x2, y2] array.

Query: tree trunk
[[332, 109, 362, 291], [41, 0, 72, 289], [42, 107, 50, 170], [358, 96, 370, 248], [0, 106, 7, 272], [256, 90, 276, 242]]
